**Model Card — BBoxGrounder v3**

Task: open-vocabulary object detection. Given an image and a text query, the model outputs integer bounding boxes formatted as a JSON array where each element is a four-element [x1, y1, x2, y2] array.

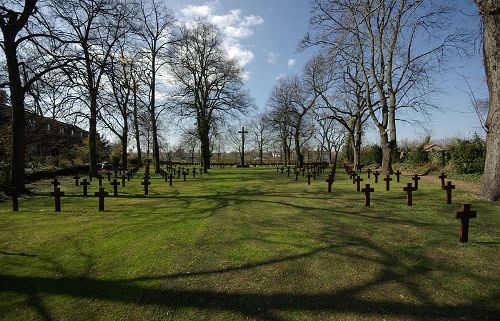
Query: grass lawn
[[0, 167, 499, 321]]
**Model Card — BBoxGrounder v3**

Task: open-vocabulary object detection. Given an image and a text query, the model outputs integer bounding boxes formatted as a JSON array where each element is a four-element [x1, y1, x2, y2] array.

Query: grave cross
[[373, 171, 380, 183], [326, 174, 334, 193], [395, 170, 401, 183], [73, 175, 80, 186], [412, 174, 421, 190], [81, 179, 90, 197], [306, 172, 312, 185], [51, 178, 60, 191], [89, 172, 93, 182], [97, 174, 103, 187], [384, 175, 393, 191], [351, 172, 356, 184], [238, 126, 248, 166], [313, 168, 317, 180], [106, 172, 112, 181], [403, 183, 417, 206], [141, 176, 151, 195], [439, 172, 447, 190], [287, 167, 291, 177], [94, 187, 109, 211], [169, 173, 173, 187], [361, 184, 375, 206], [455, 204, 476, 243], [355, 176, 363, 192], [199, 167, 203, 175], [295, 169, 299, 181], [443, 180, 456, 204], [281, 167, 284, 174], [111, 179, 120, 197], [50, 187, 65, 212], [367, 168, 372, 179], [114, 170, 118, 178], [183, 170, 187, 181], [121, 174, 126, 187], [192, 167, 196, 178]]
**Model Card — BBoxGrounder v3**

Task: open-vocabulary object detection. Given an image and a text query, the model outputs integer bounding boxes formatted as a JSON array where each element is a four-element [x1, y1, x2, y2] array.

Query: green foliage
[[406, 144, 429, 166], [361, 144, 382, 165], [448, 135, 485, 174]]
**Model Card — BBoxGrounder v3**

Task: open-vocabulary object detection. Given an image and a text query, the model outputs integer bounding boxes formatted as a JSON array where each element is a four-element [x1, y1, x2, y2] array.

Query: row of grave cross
[[9, 164, 204, 213]]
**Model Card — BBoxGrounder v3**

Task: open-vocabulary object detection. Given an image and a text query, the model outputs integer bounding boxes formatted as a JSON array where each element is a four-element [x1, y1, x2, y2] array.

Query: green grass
[[0, 167, 499, 321]]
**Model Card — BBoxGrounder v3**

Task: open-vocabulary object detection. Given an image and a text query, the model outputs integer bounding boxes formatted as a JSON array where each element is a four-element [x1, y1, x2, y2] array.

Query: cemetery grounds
[[0, 167, 499, 320]]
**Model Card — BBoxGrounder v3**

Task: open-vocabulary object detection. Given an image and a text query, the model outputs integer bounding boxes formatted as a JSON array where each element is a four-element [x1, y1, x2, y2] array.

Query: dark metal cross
[[81, 179, 90, 197], [412, 174, 421, 190], [403, 183, 416, 206], [439, 172, 447, 189], [384, 175, 392, 191], [373, 171, 380, 183], [355, 175, 363, 192], [111, 179, 120, 197], [326, 174, 334, 193], [455, 204, 476, 242], [362, 184, 374, 206], [94, 187, 109, 211], [443, 180, 456, 204], [238, 126, 248, 166], [73, 175, 80, 186], [395, 170, 401, 183], [50, 187, 65, 212], [142, 176, 151, 195], [51, 178, 60, 191]]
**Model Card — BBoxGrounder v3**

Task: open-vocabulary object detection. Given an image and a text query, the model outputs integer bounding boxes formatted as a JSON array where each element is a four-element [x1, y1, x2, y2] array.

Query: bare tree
[[170, 21, 250, 172], [1, 0, 74, 191], [303, 0, 460, 174], [476, 0, 499, 201], [250, 113, 272, 165], [52, 0, 133, 175], [134, 0, 176, 173]]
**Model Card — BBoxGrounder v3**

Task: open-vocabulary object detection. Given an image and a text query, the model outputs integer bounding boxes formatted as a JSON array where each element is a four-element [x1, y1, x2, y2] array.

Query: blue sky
[[171, 0, 487, 143]]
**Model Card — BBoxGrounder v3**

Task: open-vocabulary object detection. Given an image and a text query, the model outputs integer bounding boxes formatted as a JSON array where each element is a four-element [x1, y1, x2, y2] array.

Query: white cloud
[[288, 59, 296, 67], [180, 3, 263, 69], [275, 73, 286, 80], [222, 41, 255, 66], [211, 9, 264, 39], [266, 52, 279, 65], [181, 4, 212, 17]]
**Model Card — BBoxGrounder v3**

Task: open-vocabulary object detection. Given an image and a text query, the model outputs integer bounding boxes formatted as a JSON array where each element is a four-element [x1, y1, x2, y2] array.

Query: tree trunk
[[379, 129, 393, 175], [198, 121, 211, 172], [132, 91, 142, 167], [5, 38, 26, 192], [89, 94, 98, 176], [149, 56, 161, 173], [294, 130, 304, 168], [121, 126, 128, 171], [478, 0, 500, 201]]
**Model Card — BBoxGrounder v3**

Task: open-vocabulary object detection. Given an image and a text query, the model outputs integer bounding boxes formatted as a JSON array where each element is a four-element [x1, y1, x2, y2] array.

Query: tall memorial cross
[[361, 184, 375, 206], [455, 204, 476, 243], [443, 180, 456, 204], [50, 187, 65, 212], [412, 174, 421, 190], [439, 172, 447, 190], [81, 179, 90, 197], [384, 175, 393, 191], [94, 187, 109, 211], [238, 126, 249, 166], [403, 183, 417, 206]]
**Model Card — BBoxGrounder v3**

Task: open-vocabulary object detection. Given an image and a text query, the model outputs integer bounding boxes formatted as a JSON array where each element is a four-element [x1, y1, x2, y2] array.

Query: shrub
[[406, 144, 429, 166], [361, 144, 382, 165], [448, 135, 485, 174]]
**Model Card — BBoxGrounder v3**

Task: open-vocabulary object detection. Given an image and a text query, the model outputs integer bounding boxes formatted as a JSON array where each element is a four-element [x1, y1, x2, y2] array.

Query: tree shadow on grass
[[1, 231, 498, 321]]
